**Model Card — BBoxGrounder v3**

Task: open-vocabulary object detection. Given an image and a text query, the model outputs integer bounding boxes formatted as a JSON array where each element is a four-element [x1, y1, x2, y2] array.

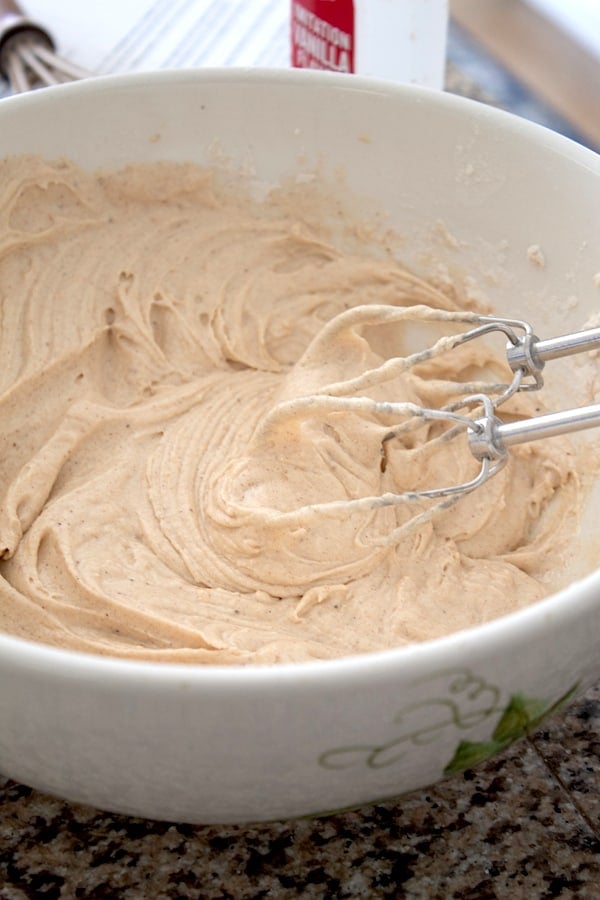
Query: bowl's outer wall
[[0, 69, 598, 823], [0, 579, 598, 824]]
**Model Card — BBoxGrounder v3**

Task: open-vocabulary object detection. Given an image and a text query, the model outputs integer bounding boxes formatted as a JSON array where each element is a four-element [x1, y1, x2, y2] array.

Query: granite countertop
[[0, 682, 598, 898]]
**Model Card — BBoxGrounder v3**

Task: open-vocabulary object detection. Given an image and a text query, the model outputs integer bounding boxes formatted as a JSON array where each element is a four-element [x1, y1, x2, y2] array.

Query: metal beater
[[254, 306, 600, 540], [0, 0, 88, 92], [387, 313, 600, 498]]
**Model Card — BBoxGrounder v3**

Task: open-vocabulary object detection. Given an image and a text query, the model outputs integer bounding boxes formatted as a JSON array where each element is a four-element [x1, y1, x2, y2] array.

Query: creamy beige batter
[[0, 156, 581, 663]]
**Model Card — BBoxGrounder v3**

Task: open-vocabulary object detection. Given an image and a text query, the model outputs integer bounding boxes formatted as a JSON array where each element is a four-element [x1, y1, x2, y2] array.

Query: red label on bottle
[[291, 0, 354, 73]]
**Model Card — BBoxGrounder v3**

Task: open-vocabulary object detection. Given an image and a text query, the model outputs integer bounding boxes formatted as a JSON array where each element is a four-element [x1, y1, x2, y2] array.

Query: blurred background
[[449, 0, 600, 153]]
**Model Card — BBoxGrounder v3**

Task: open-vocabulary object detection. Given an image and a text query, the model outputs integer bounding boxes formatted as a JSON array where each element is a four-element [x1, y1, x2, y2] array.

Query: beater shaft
[[507, 326, 600, 379], [469, 402, 600, 462]]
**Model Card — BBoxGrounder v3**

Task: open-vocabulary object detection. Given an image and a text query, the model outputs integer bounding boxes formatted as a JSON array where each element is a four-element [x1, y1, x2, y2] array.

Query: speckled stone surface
[[0, 681, 598, 899]]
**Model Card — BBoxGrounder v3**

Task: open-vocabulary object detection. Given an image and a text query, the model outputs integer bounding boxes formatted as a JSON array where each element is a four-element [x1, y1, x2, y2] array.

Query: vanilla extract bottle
[[291, 0, 448, 89]]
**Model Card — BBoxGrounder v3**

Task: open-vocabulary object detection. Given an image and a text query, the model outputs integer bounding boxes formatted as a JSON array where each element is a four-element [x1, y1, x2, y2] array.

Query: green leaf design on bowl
[[317, 670, 579, 780], [318, 667, 502, 771], [444, 682, 579, 775]]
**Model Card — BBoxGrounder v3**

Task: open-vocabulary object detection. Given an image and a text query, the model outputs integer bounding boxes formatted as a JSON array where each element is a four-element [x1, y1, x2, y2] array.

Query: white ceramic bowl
[[0, 69, 598, 824]]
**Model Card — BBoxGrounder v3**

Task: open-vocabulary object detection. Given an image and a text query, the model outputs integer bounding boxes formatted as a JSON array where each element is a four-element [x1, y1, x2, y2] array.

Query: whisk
[[0, 0, 88, 92], [253, 306, 600, 537]]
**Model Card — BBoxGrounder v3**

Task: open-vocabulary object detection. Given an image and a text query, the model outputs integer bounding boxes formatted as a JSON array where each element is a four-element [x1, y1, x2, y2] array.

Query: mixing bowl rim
[[0, 65, 598, 172]]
